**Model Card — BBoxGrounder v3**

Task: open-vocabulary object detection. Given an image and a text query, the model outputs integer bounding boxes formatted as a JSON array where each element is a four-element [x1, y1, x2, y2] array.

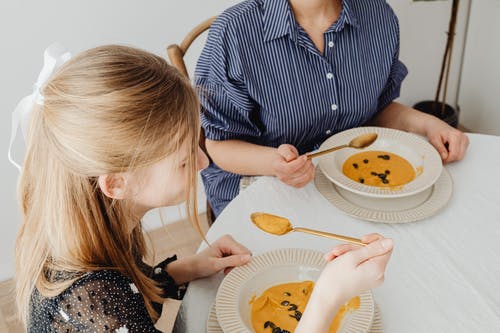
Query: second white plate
[[314, 168, 453, 223]]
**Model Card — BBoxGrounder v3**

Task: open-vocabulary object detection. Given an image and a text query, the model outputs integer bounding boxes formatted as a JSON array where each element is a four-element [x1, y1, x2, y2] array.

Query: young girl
[[14, 45, 393, 332]]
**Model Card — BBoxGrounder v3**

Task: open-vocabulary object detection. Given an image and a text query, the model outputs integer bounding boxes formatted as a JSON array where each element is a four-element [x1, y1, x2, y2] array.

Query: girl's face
[[128, 142, 209, 217]]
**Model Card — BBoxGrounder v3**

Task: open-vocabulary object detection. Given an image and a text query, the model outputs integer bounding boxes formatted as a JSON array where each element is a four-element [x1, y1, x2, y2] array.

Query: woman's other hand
[[317, 234, 393, 307], [297, 234, 393, 333], [372, 102, 469, 164], [424, 119, 469, 163]]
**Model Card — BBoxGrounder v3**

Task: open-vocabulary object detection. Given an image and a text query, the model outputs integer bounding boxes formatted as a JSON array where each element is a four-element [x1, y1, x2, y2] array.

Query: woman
[[195, 0, 469, 217]]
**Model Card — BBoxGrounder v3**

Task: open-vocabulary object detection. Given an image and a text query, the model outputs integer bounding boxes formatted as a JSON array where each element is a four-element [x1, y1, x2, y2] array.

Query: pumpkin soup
[[342, 151, 415, 187], [250, 281, 360, 333]]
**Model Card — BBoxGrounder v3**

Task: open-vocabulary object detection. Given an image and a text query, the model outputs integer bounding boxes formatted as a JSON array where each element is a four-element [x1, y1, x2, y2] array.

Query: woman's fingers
[[361, 233, 383, 244], [324, 243, 359, 261], [348, 238, 394, 265]]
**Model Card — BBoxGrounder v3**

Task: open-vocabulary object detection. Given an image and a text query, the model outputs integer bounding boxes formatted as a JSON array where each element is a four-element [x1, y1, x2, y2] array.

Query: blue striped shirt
[[195, 0, 408, 216]]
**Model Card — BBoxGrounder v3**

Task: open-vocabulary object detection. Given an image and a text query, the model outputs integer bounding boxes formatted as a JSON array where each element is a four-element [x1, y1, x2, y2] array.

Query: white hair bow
[[8, 43, 72, 171]]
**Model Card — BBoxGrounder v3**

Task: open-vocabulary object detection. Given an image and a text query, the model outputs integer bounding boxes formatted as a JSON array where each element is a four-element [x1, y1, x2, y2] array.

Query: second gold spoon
[[250, 212, 366, 246], [307, 132, 378, 160]]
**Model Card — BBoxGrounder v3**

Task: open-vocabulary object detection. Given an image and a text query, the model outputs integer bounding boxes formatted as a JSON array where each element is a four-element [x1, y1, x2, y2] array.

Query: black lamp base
[[413, 101, 459, 128]]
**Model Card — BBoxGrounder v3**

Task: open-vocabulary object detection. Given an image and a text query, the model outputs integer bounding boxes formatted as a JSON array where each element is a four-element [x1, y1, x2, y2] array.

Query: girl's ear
[[98, 174, 127, 200]]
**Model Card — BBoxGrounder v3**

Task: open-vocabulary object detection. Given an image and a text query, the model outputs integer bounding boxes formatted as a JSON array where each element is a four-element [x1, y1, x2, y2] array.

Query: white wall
[[0, 0, 469, 280], [458, 0, 500, 135], [388, 0, 470, 108]]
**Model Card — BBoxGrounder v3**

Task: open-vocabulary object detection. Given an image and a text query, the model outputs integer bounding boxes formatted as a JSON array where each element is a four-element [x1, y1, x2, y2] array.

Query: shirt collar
[[330, 0, 359, 32], [262, 0, 291, 42], [262, 0, 359, 42]]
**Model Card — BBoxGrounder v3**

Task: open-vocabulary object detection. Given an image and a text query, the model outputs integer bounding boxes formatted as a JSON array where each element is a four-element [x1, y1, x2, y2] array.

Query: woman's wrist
[[296, 292, 343, 333], [206, 139, 278, 176]]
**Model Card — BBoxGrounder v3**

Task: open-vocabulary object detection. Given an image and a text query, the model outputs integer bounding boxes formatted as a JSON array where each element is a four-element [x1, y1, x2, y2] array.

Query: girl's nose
[[198, 147, 209, 170]]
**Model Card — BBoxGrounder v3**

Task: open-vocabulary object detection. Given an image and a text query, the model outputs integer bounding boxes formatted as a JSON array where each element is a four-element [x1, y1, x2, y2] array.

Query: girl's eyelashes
[[179, 156, 189, 169]]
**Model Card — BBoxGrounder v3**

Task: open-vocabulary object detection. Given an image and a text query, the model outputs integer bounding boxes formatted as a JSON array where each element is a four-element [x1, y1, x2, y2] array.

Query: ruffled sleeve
[[377, 10, 408, 112]]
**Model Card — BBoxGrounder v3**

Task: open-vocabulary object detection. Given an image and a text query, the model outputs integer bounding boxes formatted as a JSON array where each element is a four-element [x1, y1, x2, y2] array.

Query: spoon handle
[[293, 227, 365, 246], [306, 144, 349, 160]]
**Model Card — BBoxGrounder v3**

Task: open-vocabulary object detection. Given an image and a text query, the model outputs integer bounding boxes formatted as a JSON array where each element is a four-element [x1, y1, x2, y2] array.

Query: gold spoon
[[250, 212, 366, 246], [306, 133, 378, 160]]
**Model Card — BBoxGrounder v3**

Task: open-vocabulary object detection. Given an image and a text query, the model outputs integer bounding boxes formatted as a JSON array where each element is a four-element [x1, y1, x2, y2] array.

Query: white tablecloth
[[173, 133, 500, 332]]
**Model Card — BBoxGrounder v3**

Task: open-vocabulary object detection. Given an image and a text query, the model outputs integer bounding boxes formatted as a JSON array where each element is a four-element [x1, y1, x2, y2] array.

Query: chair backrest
[[167, 17, 217, 225], [167, 17, 216, 79]]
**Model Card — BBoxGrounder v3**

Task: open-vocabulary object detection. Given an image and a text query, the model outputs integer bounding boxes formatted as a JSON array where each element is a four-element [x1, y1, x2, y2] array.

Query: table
[[174, 133, 500, 332]]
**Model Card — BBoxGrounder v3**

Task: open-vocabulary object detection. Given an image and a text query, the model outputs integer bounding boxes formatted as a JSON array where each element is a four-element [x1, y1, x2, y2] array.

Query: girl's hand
[[166, 235, 251, 284], [272, 144, 315, 187], [297, 234, 393, 332], [193, 234, 252, 278], [425, 119, 469, 163]]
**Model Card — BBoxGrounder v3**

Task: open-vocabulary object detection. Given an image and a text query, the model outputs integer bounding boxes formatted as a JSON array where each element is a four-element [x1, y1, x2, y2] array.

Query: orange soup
[[342, 151, 415, 187], [250, 281, 360, 333]]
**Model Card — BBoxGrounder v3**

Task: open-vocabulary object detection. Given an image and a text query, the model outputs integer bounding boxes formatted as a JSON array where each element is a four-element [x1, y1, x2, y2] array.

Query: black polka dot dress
[[28, 256, 186, 332]]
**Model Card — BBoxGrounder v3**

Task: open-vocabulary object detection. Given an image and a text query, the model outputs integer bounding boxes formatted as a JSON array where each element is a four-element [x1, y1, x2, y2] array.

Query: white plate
[[314, 168, 453, 223], [207, 302, 385, 333], [207, 302, 222, 333], [215, 248, 375, 333], [317, 127, 443, 198]]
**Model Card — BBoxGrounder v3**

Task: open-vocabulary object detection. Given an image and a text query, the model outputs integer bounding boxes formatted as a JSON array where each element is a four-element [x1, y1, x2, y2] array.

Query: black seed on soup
[[288, 304, 298, 311], [359, 178, 365, 183], [283, 292, 291, 297], [385, 170, 390, 174], [272, 327, 281, 333], [382, 179, 389, 184], [281, 300, 290, 306], [264, 321, 275, 329], [294, 311, 302, 320], [363, 159, 369, 164], [353, 163, 358, 169], [378, 173, 386, 179]]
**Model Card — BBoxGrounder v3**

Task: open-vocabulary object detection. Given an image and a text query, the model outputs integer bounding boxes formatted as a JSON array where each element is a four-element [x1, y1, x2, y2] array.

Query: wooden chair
[[167, 17, 217, 225]]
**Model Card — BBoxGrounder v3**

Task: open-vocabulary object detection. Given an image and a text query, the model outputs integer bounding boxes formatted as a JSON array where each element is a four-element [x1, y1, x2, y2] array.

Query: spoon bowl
[[307, 133, 378, 159], [250, 212, 365, 246], [348, 132, 378, 149]]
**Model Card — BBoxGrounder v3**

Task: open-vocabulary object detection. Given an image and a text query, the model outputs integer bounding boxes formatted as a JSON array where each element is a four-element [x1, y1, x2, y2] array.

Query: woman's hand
[[318, 234, 393, 306], [296, 234, 394, 333], [424, 119, 469, 163], [165, 235, 251, 284], [272, 144, 315, 187], [372, 102, 469, 164]]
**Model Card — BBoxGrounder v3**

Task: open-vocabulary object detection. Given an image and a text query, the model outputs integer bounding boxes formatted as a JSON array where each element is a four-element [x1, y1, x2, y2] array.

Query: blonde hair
[[15, 45, 201, 326]]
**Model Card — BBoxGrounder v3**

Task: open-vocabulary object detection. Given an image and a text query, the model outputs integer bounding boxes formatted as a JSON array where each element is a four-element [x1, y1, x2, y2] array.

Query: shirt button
[[326, 129, 332, 135], [331, 104, 338, 111], [328, 41, 334, 48], [326, 73, 333, 79]]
